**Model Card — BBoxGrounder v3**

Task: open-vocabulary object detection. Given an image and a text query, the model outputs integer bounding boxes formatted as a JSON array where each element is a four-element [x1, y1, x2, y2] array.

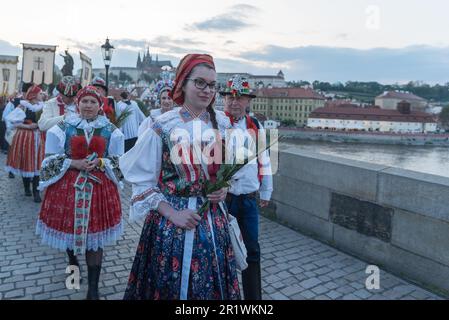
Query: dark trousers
[[124, 137, 138, 153], [226, 193, 261, 263], [226, 193, 262, 300]]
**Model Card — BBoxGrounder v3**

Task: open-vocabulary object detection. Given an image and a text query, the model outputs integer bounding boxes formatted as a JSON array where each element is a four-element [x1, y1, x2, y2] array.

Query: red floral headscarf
[[75, 86, 104, 110], [170, 54, 216, 106], [25, 85, 42, 101]]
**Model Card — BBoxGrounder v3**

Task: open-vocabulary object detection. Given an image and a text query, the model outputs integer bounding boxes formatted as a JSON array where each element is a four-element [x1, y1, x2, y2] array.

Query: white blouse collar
[[65, 114, 110, 130]]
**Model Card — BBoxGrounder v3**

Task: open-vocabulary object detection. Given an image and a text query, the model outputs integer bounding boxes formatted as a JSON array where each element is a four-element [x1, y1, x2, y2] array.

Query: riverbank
[[279, 128, 449, 146], [280, 140, 449, 178]]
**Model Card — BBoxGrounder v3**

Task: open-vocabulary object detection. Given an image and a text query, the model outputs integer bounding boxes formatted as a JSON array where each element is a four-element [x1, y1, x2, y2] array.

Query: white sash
[[180, 197, 197, 300]]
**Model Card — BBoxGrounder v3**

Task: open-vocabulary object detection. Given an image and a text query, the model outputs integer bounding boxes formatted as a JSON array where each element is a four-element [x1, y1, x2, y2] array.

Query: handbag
[[218, 202, 248, 271]]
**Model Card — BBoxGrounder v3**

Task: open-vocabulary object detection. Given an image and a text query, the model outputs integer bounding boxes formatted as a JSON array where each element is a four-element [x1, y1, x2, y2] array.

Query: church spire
[[137, 52, 142, 68]]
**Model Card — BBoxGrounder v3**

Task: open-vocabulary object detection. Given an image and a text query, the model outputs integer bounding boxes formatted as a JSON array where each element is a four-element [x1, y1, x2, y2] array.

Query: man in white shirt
[[117, 91, 146, 152], [221, 75, 273, 300], [38, 76, 81, 132]]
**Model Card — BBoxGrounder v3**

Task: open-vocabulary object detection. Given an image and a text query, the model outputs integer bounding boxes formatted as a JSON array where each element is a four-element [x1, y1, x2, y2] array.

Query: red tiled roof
[[325, 100, 359, 108], [255, 88, 325, 100], [375, 91, 426, 102], [309, 106, 436, 123]]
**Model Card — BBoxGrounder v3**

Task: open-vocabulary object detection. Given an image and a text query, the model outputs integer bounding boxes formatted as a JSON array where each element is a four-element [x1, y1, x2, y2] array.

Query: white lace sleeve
[[108, 128, 125, 157], [45, 125, 65, 155], [39, 125, 70, 190], [119, 127, 167, 222], [104, 128, 125, 188]]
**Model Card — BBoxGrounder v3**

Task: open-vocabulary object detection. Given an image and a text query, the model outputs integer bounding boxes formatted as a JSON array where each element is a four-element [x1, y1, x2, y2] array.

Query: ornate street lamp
[[101, 38, 114, 93]]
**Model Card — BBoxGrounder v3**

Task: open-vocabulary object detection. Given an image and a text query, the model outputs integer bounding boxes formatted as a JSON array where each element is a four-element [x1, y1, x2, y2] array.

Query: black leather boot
[[86, 266, 101, 300], [66, 249, 82, 283], [242, 262, 262, 300], [32, 176, 41, 203], [8, 172, 14, 179], [67, 249, 79, 266], [22, 177, 31, 196]]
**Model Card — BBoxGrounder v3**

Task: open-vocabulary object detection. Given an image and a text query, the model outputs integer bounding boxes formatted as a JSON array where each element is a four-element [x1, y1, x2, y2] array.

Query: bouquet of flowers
[[197, 135, 282, 215]]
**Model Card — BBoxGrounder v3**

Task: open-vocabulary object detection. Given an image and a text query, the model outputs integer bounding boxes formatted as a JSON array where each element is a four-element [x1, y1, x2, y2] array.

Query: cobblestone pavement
[[0, 153, 443, 300]]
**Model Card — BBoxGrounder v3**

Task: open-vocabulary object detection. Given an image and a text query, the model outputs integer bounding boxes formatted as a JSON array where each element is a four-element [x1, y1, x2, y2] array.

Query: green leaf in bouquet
[[112, 106, 132, 128]]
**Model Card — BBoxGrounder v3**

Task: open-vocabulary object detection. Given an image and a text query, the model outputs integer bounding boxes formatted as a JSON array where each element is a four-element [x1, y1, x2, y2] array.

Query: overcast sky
[[1, 0, 449, 84]]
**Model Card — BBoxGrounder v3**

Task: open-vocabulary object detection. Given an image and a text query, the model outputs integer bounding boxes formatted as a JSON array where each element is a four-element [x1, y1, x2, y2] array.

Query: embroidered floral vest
[[58, 122, 114, 160]]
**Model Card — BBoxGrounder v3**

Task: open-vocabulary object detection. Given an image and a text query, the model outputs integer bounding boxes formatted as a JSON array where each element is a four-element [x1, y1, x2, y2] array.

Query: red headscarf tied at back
[[25, 85, 42, 101], [75, 85, 104, 112], [170, 54, 216, 106]]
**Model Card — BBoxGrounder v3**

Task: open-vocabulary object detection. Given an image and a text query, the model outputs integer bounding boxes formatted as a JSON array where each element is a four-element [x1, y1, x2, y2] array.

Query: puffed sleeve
[[38, 100, 63, 132], [39, 124, 72, 191], [136, 103, 146, 124], [103, 128, 125, 187], [108, 128, 125, 156], [2, 102, 15, 121], [137, 116, 153, 137], [119, 127, 168, 222], [20, 100, 44, 112]]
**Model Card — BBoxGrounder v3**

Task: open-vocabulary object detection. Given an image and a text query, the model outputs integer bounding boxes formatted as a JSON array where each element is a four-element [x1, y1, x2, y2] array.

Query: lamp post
[[101, 38, 114, 94]]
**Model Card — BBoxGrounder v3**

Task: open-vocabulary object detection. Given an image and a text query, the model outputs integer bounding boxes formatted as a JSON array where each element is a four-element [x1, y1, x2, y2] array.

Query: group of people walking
[[2, 53, 273, 300]]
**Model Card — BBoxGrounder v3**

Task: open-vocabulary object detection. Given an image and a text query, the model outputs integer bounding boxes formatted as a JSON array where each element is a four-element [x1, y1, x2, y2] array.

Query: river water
[[281, 139, 449, 178]]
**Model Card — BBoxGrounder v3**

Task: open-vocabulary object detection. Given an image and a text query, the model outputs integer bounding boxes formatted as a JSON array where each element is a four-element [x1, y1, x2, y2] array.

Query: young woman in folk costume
[[36, 86, 125, 300], [137, 78, 179, 136], [120, 54, 241, 300], [5, 84, 45, 203]]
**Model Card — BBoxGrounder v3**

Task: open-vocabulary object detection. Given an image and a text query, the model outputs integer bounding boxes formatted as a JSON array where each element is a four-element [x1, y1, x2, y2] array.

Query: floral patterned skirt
[[5, 128, 45, 177], [36, 170, 123, 252], [123, 195, 241, 300]]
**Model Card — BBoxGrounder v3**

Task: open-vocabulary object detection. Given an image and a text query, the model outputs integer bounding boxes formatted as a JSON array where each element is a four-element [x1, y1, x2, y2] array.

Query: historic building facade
[[251, 87, 326, 126], [307, 102, 437, 133]]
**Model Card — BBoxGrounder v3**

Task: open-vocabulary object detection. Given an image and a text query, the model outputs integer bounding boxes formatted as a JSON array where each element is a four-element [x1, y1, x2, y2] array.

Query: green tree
[[281, 119, 297, 127], [439, 106, 449, 129], [119, 71, 133, 83]]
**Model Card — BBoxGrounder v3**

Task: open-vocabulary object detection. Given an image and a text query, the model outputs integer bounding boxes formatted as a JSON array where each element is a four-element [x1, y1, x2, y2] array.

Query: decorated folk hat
[[154, 79, 174, 100], [75, 85, 104, 108], [57, 76, 81, 97], [91, 76, 108, 92], [219, 75, 256, 98]]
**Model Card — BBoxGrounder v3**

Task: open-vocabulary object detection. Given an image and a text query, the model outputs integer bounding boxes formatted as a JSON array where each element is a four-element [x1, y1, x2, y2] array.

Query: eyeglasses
[[186, 78, 218, 91]]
